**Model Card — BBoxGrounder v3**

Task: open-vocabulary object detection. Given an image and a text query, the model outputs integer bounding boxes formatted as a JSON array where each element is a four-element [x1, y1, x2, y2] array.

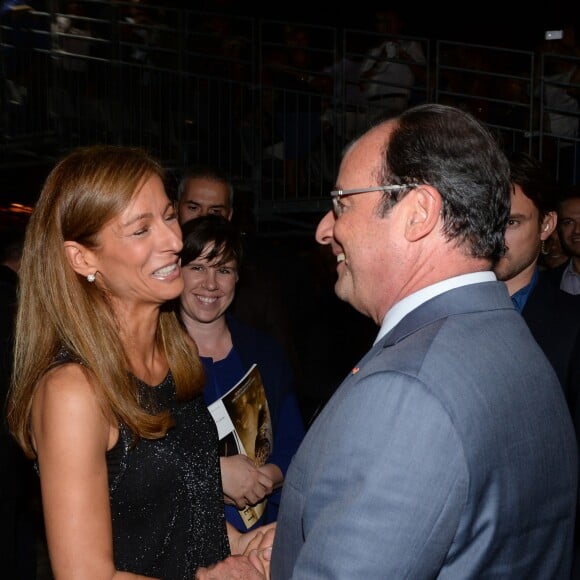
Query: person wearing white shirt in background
[[359, 8, 426, 122]]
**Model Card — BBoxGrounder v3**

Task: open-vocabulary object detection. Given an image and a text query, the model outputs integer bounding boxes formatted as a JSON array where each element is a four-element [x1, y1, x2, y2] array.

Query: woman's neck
[[117, 302, 166, 384], [182, 314, 233, 361]]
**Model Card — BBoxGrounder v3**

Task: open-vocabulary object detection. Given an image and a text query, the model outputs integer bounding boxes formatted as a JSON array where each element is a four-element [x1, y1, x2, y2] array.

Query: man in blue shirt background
[[494, 151, 580, 399]]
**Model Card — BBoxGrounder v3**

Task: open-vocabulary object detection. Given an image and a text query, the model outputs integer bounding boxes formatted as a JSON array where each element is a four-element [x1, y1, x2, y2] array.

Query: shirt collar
[[560, 259, 580, 295], [375, 271, 497, 345], [510, 268, 539, 313]]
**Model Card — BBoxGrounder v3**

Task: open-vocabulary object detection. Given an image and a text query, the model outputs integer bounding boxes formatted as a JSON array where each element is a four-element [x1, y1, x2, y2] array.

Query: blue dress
[[201, 313, 305, 531]]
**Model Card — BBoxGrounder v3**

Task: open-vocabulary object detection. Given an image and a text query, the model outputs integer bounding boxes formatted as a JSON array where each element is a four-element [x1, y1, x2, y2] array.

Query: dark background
[[229, 0, 580, 50], [2, 0, 580, 211]]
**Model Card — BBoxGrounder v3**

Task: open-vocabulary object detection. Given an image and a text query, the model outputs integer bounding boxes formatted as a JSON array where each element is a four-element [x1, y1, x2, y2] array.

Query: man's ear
[[405, 185, 442, 242], [540, 211, 557, 241], [63, 241, 96, 277]]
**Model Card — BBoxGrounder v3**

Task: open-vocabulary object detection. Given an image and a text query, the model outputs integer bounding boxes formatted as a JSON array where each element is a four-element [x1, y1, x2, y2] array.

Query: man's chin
[[334, 279, 352, 304], [493, 261, 511, 282]]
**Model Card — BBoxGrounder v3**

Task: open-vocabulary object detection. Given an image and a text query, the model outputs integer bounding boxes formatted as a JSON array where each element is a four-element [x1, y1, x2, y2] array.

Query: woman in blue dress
[[178, 214, 305, 531]]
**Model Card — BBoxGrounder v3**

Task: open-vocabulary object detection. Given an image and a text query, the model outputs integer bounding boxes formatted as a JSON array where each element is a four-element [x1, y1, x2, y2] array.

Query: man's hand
[[195, 555, 267, 580], [205, 524, 274, 580], [235, 522, 275, 557]]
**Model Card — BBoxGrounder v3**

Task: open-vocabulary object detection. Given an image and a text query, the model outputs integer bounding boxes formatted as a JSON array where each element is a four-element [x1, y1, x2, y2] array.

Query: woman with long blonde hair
[[7, 145, 272, 580]]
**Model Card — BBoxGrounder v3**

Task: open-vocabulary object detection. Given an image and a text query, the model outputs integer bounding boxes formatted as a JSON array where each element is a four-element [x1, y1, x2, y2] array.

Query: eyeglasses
[[330, 183, 419, 217]]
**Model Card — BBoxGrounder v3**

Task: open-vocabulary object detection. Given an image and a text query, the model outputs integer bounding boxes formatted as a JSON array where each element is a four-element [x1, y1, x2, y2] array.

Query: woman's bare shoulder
[[32, 362, 111, 452], [36, 361, 96, 402]]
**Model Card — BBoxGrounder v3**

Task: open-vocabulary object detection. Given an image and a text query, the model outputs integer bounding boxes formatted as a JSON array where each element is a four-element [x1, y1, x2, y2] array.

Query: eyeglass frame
[[330, 183, 420, 217]]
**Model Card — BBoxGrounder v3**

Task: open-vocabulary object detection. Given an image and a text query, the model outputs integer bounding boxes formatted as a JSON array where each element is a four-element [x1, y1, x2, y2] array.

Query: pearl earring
[[87, 273, 96, 283]]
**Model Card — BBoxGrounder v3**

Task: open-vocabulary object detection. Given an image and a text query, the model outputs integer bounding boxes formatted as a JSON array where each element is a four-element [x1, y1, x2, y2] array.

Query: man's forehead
[[511, 184, 537, 212], [340, 138, 384, 177], [560, 198, 580, 214], [184, 180, 229, 203], [343, 123, 391, 167]]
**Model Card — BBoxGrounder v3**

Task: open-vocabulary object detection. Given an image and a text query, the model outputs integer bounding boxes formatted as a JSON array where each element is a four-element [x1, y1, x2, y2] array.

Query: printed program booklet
[[207, 363, 273, 528]]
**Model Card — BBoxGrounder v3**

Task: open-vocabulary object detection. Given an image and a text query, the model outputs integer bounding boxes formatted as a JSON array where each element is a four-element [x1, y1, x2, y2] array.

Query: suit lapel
[[380, 281, 512, 348]]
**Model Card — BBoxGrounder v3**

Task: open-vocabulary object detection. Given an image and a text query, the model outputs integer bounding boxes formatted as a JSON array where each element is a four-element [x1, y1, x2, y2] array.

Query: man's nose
[[315, 210, 335, 246]]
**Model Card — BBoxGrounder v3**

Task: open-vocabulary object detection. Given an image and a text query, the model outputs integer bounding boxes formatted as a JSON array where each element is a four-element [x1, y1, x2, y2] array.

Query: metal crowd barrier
[[1, 2, 578, 234]]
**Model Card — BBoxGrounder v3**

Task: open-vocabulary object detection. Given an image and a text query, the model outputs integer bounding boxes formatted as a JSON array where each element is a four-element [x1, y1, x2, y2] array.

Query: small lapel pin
[[352, 367, 360, 375]]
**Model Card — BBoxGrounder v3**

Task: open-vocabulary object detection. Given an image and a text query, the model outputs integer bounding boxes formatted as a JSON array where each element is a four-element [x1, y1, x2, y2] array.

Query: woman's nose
[[201, 270, 218, 289], [163, 219, 183, 253]]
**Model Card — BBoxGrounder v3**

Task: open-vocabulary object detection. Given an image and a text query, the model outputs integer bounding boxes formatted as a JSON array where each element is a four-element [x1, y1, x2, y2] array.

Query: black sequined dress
[[50, 352, 230, 579]]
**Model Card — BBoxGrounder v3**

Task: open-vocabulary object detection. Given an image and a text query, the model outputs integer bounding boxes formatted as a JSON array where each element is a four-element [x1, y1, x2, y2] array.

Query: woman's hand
[[221, 455, 275, 508], [257, 463, 283, 491]]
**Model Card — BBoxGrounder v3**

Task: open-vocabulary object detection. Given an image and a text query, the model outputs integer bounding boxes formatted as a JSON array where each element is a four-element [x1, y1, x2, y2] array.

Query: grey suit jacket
[[271, 281, 578, 579]]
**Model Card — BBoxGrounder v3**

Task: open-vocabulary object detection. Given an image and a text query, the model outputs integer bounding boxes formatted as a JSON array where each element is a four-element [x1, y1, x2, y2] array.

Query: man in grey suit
[[196, 104, 578, 579]]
